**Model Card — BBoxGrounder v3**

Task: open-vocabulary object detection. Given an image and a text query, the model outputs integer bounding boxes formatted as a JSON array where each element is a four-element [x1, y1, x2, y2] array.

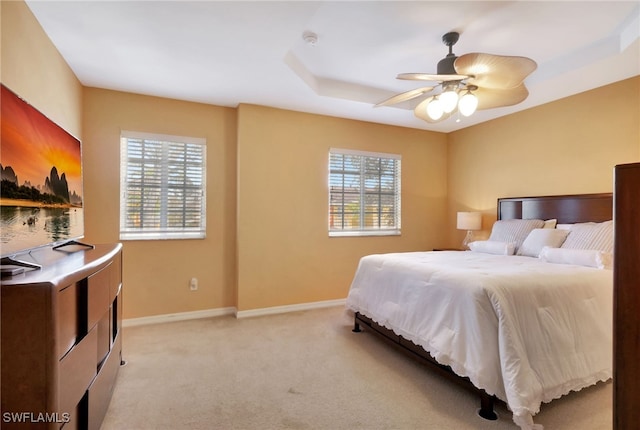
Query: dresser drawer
[[58, 283, 80, 360], [96, 310, 111, 366], [88, 334, 121, 430], [87, 263, 112, 330], [59, 327, 97, 418], [109, 252, 122, 303]]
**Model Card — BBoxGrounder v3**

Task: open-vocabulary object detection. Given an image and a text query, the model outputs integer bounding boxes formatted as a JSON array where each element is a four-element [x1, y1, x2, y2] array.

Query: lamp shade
[[457, 211, 482, 231], [458, 91, 478, 117], [440, 88, 459, 113], [426, 97, 444, 120]]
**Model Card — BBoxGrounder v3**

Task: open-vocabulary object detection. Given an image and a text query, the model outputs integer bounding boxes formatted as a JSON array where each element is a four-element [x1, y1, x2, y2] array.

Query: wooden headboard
[[498, 193, 613, 224]]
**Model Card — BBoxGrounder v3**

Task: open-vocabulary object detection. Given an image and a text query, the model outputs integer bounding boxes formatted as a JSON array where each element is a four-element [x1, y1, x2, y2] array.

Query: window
[[328, 148, 401, 237], [120, 131, 206, 240]]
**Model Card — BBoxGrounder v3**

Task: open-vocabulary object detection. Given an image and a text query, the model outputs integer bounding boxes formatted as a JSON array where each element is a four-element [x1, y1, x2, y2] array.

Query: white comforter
[[345, 251, 612, 429]]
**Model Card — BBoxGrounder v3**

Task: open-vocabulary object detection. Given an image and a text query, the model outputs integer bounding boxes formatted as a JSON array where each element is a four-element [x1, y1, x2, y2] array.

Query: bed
[[346, 193, 614, 430]]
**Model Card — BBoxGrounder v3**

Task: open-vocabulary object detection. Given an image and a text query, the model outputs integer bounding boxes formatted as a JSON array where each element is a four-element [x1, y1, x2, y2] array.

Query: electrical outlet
[[190, 277, 198, 291]]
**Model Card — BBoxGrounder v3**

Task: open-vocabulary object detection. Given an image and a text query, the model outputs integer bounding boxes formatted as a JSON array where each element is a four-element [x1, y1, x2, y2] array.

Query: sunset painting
[[1, 84, 84, 256]]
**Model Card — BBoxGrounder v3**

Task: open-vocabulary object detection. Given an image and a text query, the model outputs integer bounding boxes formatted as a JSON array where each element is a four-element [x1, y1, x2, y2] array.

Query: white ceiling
[[25, 0, 640, 133]]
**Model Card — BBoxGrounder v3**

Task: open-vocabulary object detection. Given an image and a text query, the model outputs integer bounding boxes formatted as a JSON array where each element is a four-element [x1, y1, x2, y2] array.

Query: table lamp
[[457, 211, 482, 249]]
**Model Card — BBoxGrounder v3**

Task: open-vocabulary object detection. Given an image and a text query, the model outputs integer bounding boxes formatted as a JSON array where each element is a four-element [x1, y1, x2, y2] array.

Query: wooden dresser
[[613, 163, 640, 430], [1, 243, 123, 429]]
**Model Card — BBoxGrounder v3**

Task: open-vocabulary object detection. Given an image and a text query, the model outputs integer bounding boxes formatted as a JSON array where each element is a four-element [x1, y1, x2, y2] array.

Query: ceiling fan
[[376, 31, 537, 123]]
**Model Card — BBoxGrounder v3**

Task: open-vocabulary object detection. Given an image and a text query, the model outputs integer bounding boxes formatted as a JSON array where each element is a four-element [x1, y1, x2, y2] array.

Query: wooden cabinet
[[1, 244, 123, 429], [614, 163, 640, 430]]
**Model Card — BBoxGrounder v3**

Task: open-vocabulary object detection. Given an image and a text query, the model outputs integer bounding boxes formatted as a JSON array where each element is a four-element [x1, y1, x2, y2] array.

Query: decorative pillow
[[556, 224, 573, 231], [539, 246, 613, 269], [469, 240, 515, 256], [517, 228, 570, 257], [488, 219, 545, 253], [560, 220, 614, 253], [543, 219, 558, 229]]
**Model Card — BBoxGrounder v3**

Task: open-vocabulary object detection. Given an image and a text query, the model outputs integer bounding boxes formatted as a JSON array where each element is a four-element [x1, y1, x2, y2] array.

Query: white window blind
[[120, 131, 206, 240], [328, 148, 401, 237]]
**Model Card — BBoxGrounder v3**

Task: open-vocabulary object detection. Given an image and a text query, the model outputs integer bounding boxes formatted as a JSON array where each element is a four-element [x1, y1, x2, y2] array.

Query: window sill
[[119, 232, 206, 241], [329, 230, 401, 238]]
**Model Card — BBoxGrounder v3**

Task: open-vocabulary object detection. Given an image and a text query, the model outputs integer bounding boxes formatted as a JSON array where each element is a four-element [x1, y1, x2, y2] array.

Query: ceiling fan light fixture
[[378, 32, 536, 124], [440, 85, 459, 113], [458, 89, 478, 117], [426, 97, 444, 120]]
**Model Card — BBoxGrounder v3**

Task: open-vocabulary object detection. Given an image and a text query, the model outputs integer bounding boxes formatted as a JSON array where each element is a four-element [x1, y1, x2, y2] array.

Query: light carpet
[[101, 306, 611, 429]]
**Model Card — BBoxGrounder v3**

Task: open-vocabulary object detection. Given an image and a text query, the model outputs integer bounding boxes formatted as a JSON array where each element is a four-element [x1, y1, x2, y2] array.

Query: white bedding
[[345, 251, 612, 429]]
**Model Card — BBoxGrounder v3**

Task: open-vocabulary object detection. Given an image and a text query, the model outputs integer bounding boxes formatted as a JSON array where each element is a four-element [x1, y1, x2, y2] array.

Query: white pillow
[[560, 220, 614, 253], [543, 219, 558, 229], [539, 246, 613, 269], [488, 219, 545, 253], [469, 240, 515, 256], [517, 228, 570, 257], [556, 223, 573, 231]]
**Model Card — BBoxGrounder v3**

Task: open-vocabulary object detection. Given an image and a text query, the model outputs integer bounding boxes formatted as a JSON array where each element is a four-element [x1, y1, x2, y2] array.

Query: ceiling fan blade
[[375, 87, 435, 107], [455, 53, 537, 89], [397, 73, 469, 82], [474, 83, 530, 110]]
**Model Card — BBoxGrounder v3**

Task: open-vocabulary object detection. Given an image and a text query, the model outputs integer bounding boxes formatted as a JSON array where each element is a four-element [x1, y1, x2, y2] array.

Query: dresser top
[[1, 243, 122, 288]]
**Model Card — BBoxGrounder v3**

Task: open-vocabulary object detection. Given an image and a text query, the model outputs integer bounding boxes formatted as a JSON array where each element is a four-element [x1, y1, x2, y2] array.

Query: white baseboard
[[235, 298, 347, 319], [123, 307, 236, 327], [122, 298, 347, 327]]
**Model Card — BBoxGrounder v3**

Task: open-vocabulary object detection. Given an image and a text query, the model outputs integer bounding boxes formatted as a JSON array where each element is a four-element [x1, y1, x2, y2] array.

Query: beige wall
[[236, 104, 447, 311], [82, 88, 238, 318], [4, 0, 640, 317], [1, 0, 447, 317], [447, 76, 640, 246], [1, 1, 82, 138]]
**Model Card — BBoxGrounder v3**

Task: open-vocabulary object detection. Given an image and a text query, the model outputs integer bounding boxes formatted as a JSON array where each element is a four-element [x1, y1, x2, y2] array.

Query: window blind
[[329, 148, 401, 236], [120, 131, 206, 240]]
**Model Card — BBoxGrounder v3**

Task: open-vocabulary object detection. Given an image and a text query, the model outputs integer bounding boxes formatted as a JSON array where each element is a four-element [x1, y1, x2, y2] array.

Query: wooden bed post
[[478, 392, 498, 420]]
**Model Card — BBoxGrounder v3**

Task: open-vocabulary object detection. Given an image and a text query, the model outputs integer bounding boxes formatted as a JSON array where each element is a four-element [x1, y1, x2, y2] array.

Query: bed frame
[[351, 192, 613, 420]]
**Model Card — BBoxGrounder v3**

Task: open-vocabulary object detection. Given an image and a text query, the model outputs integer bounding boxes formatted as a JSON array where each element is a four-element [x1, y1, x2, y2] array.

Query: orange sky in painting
[[1, 85, 83, 197]]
